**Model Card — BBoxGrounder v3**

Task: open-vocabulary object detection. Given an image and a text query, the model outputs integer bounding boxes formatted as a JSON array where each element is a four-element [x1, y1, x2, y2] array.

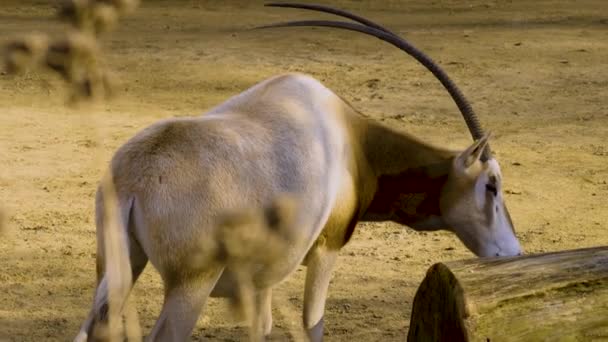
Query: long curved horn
[[257, 4, 492, 161], [265, 3, 393, 34]]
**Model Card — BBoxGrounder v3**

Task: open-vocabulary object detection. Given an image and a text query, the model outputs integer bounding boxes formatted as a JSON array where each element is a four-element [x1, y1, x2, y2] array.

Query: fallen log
[[407, 246, 608, 342]]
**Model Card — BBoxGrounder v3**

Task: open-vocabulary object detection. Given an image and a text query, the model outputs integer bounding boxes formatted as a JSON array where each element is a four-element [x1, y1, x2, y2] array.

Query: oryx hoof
[[306, 317, 324, 342], [73, 331, 88, 342]]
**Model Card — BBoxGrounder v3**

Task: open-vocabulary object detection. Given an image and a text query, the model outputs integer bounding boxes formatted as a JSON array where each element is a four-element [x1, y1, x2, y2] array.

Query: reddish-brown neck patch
[[361, 163, 450, 227]]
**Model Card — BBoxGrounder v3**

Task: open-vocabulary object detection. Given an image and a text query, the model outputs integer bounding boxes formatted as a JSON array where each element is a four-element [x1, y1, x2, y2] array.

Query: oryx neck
[[357, 120, 455, 227], [361, 120, 454, 176]]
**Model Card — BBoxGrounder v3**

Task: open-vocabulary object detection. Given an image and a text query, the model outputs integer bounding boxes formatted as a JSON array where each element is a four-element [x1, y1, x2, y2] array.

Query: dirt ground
[[1, 0, 607, 341]]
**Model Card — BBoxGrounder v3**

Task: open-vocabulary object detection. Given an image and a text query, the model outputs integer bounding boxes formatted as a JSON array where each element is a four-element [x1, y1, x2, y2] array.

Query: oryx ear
[[455, 132, 492, 170]]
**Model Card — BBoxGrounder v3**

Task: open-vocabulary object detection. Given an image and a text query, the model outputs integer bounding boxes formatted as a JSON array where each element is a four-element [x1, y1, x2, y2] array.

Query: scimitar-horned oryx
[[75, 3, 522, 342]]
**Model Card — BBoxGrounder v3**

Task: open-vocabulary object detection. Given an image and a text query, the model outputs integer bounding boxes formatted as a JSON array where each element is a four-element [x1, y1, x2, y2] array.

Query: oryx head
[[259, 3, 522, 257], [440, 133, 521, 257]]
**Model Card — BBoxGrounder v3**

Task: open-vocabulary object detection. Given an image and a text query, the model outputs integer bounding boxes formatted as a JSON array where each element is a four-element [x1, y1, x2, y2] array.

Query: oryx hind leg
[[74, 235, 148, 342], [302, 244, 339, 342], [75, 198, 149, 342], [145, 267, 224, 342]]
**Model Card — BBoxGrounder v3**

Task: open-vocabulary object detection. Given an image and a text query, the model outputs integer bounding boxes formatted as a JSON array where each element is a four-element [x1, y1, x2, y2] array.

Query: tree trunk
[[407, 246, 608, 342]]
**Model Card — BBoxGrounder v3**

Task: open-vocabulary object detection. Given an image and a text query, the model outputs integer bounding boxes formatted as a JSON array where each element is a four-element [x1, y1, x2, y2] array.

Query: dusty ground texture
[[1, 0, 607, 341]]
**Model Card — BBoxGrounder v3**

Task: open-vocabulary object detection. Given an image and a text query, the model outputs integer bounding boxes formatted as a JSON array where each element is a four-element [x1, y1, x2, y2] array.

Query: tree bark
[[407, 246, 608, 342]]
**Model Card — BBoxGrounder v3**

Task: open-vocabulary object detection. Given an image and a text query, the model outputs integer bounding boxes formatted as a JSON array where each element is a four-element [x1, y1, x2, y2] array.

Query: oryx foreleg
[[303, 243, 339, 342], [240, 286, 273, 341], [255, 287, 273, 338], [232, 269, 273, 341]]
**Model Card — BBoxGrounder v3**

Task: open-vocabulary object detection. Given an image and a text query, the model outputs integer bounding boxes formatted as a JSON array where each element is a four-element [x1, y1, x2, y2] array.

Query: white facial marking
[[486, 158, 502, 175], [474, 173, 488, 209], [484, 158, 521, 256]]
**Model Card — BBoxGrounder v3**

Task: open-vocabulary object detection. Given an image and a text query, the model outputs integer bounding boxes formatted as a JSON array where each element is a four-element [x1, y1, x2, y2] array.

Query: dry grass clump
[[189, 194, 302, 341], [58, 0, 140, 35], [2, 0, 139, 102]]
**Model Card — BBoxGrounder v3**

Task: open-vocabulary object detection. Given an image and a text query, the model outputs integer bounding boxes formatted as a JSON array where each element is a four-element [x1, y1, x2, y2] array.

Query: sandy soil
[[1, 1, 607, 341]]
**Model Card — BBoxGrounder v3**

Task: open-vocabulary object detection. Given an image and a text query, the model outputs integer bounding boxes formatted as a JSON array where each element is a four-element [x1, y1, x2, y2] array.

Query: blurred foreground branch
[[2, 0, 140, 103]]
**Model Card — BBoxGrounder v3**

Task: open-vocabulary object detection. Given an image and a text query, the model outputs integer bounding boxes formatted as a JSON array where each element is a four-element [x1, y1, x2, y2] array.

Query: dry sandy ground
[[1, 0, 607, 341]]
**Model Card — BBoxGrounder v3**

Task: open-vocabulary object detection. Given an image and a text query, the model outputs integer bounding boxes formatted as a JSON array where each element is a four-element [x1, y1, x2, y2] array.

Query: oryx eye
[[486, 183, 497, 196]]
